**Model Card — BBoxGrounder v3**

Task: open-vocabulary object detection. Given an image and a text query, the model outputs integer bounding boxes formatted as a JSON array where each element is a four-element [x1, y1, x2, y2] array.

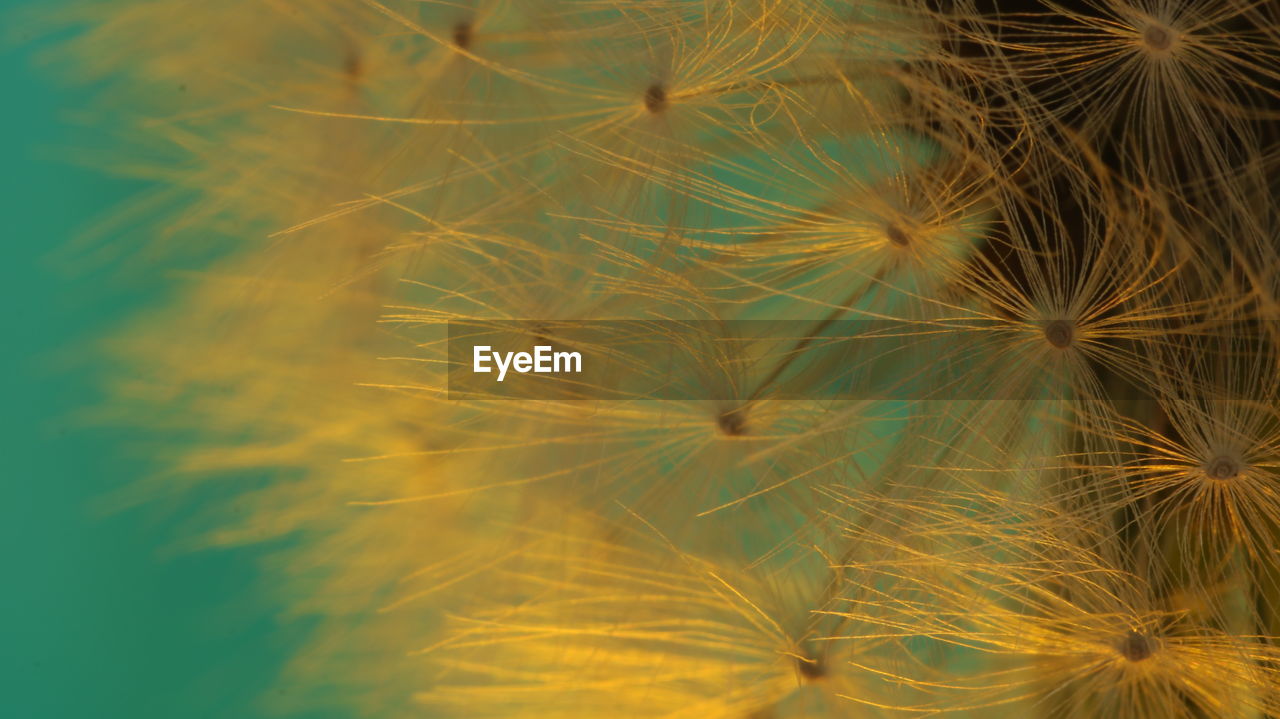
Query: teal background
[[2, 4, 323, 716]]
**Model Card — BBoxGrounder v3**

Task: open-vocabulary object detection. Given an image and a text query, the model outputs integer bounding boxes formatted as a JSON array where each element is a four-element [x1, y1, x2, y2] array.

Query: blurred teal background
[[2, 3, 323, 716]]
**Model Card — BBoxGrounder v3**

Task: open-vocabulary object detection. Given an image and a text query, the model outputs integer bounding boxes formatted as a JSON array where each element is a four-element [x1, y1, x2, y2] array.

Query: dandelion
[[953, 0, 1280, 199], [29, 0, 1280, 714], [418, 510, 902, 719], [824, 488, 1280, 718]]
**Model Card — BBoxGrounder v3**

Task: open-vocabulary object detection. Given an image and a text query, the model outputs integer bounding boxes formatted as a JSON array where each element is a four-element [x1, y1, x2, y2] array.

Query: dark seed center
[[1119, 631, 1154, 662], [1043, 319, 1074, 349], [717, 409, 747, 436], [1205, 455, 1240, 480], [1143, 24, 1172, 51], [344, 51, 362, 79], [644, 83, 669, 113], [885, 223, 910, 247], [796, 655, 825, 680], [453, 21, 473, 49]]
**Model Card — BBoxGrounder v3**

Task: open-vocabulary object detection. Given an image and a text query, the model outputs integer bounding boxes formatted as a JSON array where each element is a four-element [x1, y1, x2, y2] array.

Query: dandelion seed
[[717, 406, 749, 437], [795, 653, 826, 681], [419, 514, 892, 718], [1141, 23, 1174, 53], [1043, 319, 1074, 349], [1205, 455, 1241, 481], [343, 49, 362, 81], [643, 82, 668, 113], [1118, 630, 1155, 662], [884, 222, 910, 248], [826, 489, 1280, 717], [452, 21, 473, 50]]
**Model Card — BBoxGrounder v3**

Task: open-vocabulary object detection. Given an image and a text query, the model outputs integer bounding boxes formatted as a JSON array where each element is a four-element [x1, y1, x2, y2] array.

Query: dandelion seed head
[[452, 21, 473, 50], [644, 83, 669, 114], [885, 223, 910, 248], [44, 0, 1280, 714], [1205, 455, 1241, 481], [717, 407, 748, 437], [1043, 319, 1074, 349], [343, 50, 361, 81], [1141, 23, 1175, 54], [795, 654, 825, 681], [1118, 630, 1156, 662]]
